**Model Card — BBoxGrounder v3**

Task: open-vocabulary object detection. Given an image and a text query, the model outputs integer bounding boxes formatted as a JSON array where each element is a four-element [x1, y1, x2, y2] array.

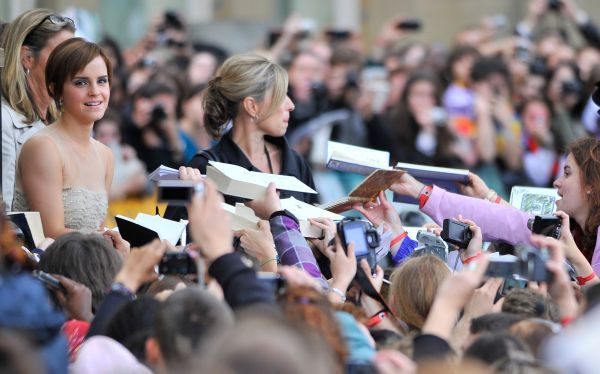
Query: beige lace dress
[[13, 126, 108, 233]]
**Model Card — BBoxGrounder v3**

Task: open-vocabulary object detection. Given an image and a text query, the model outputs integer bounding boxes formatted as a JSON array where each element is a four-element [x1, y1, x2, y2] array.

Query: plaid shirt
[[270, 213, 327, 287]]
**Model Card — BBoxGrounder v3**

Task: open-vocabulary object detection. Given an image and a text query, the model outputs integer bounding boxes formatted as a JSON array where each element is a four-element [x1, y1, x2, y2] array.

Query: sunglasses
[[32, 14, 75, 33]]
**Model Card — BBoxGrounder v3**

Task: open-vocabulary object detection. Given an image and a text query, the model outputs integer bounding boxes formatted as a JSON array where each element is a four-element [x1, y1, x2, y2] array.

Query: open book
[[206, 161, 317, 200], [281, 197, 344, 238], [222, 203, 260, 231], [148, 165, 180, 182], [509, 186, 558, 215], [115, 213, 187, 247], [393, 162, 470, 204], [8, 212, 45, 250], [326, 141, 391, 175], [320, 169, 405, 213]]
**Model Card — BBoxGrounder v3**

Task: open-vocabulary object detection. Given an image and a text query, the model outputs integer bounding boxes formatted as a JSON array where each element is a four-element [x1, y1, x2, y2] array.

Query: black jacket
[[165, 131, 318, 221]]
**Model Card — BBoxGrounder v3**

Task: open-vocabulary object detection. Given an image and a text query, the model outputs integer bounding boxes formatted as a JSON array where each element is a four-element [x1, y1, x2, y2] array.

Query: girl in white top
[[14, 38, 113, 238]]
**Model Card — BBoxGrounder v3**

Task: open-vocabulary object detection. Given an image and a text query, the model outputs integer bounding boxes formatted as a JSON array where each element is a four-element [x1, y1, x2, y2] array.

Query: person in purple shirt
[[389, 137, 600, 283]]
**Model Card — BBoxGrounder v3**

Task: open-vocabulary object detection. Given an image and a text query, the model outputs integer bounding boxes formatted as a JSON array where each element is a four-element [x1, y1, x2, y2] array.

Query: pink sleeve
[[421, 186, 533, 246], [591, 228, 600, 276]]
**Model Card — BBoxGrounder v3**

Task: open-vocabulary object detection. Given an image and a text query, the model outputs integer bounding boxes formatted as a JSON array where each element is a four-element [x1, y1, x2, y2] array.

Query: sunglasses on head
[[33, 14, 75, 32]]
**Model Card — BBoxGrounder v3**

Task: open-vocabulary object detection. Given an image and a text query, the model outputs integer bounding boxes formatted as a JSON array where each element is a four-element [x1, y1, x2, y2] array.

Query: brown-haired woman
[[187, 52, 317, 205], [1, 9, 75, 211], [13, 38, 113, 238], [388, 255, 450, 331], [390, 136, 600, 282]]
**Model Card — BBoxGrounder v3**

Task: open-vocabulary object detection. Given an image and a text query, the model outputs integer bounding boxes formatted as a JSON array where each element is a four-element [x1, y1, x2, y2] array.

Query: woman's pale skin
[[231, 92, 295, 175], [18, 56, 113, 238]]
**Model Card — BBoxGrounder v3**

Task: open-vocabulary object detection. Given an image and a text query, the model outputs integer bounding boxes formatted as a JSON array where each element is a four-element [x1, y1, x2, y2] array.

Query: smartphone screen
[[501, 278, 528, 296]]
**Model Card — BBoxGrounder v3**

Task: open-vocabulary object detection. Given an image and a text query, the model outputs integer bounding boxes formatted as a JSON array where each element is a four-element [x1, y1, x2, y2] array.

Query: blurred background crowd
[[6, 0, 600, 218]]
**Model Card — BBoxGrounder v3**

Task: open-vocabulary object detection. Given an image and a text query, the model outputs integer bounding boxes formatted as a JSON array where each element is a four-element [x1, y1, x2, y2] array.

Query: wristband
[[560, 316, 574, 327], [329, 287, 346, 302], [494, 195, 502, 204], [366, 310, 388, 328], [418, 185, 433, 209], [576, 272, 596, 286], [390, 232, 408, 247], [260, 255, 279, 268], [462, 251, 483, 265]]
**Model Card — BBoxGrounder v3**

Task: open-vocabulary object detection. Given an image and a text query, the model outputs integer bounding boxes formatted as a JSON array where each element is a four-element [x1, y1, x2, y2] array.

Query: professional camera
[[441, 219, 473, 249], [413, 230, 448, 262], [337, 218, 380, 273], [485, 246, 550, 282], [527, 215, 561, 239]]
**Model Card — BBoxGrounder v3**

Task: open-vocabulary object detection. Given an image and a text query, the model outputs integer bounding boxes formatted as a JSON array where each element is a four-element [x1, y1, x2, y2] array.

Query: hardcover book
[[326, 141, 391, 175], [115, 213, 186, 247], [206, 161, 317, 200], [8, 211, 45, 250], [393, 162, 470, 204], [320, 169, 405, 213]]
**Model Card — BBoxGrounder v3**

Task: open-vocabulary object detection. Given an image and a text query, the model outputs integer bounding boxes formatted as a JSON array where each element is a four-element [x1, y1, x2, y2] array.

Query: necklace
[[264, 143, 274, 174]]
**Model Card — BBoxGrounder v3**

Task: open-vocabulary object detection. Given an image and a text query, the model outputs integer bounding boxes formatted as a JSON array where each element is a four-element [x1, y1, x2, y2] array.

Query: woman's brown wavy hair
[[567, 137, 600, 260]]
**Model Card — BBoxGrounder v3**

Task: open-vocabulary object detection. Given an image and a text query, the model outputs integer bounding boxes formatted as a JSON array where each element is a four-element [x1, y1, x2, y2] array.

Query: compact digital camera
[[441, 219, 473, 249], [336, 218, 380, 273], [413, 230, 449, 262], [527, 215, 561, 239], [485, 246, 550, 282], [158, 252, 197, 275]]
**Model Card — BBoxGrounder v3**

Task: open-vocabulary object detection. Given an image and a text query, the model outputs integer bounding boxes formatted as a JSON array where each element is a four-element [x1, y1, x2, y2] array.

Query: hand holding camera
[[336, 218, 380, 274], [321, 235, 357, 297], [49, 273, 94, 322]]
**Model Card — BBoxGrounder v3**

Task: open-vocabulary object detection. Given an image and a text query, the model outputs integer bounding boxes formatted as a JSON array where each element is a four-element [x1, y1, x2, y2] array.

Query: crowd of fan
[[1, 0, 600, 373]]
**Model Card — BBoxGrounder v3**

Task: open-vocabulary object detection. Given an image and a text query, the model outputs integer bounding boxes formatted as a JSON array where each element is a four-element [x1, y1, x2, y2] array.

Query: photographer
[[121, 81, 184, 173]]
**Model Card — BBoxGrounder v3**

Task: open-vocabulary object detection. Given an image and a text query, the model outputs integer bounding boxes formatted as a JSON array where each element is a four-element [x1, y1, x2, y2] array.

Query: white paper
[[281, 197, 344, 221], [148, 165, 180, 182], [134, 213, 187, 245]]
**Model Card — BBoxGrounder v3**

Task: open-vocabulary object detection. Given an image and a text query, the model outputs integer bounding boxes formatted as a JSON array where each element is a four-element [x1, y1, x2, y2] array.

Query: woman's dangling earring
[[58, 99, 64, 114], [26, 68, 30, 76]]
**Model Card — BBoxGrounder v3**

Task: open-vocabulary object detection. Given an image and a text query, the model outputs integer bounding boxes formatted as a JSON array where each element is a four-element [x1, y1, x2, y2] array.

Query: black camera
[[441, 219, 473, 249], [485, 246, 550, 282], [336, 218, 380, 272], [158, 252, 197, 275], [157, 180, 204, 206], [396, 19, 422, 31], [256, 272, 286, 295], [561, 80, 582, 96], [548, 0, 562, 11], [527, 215, 561, 239]]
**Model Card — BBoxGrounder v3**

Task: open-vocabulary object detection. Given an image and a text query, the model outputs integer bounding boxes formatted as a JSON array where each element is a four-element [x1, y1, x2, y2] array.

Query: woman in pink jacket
[[390, 137, 600, 283]]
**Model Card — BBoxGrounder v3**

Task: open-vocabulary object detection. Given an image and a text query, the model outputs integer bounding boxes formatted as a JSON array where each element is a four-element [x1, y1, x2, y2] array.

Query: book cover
[[392, 162, 470, 204], [8, 212, 45, 250], [115, 215, 160, 248], [206, 161, 317, 200], [509, 186, 558, 215], [115, 213, 186, 247], [320, 169, 405, 213], [326, 141, 391, 175]]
